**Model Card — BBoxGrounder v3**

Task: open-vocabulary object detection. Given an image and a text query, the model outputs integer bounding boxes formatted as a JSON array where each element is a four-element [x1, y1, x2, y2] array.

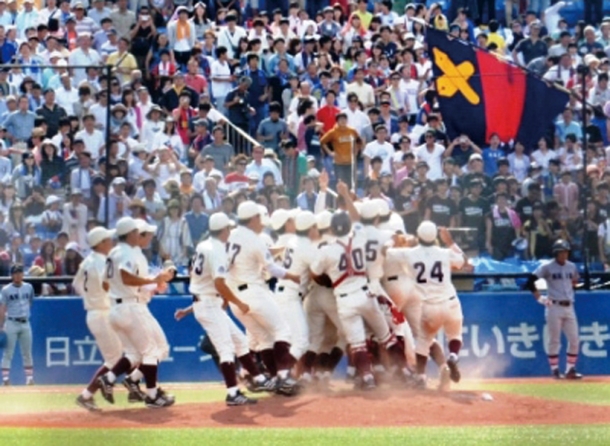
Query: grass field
[[0, 379, 608, 446]]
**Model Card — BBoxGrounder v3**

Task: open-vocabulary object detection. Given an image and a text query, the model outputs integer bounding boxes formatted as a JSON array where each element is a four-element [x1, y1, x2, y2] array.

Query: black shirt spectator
[[35, 89, 67, 138]]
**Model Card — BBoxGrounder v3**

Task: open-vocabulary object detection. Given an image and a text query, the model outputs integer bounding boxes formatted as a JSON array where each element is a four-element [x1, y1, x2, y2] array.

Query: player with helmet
[[311, 182, 409, 390], [386, 220, 467, 390], [525, 239, 582, 379], [175, 212, 274, 406], [72, 227, 122, 412]]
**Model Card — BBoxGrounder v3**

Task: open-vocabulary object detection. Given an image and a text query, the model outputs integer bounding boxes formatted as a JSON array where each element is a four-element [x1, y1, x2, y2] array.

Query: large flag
[[426, 28, 569, 148]]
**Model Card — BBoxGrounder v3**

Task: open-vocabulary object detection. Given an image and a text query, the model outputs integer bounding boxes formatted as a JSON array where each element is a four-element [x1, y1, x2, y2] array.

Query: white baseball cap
[[417, 220, 438, 243], [316, 210, 333, 231], [270, 209, 291, 231], [237, 201, 261, 220], [135, 219, 157, 234], [360, 200, 380, 220], [87, 227, 115, 247], [65, 241, 81, 253], [258, 204, 271, 227], [45, 195, 61, 206], [209, 212, 231, 231], [295, 211, 316, 231], [116, 217, 139, 236], [375, 198, 391, 217]]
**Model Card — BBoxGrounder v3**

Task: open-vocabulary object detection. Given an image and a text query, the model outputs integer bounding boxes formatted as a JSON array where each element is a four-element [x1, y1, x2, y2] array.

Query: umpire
[[526, 240, 583, 380], [0, 264, 35, 386]]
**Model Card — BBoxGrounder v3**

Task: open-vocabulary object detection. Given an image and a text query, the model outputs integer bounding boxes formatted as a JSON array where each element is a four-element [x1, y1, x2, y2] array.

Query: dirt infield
[[1, 385, 610, 429]]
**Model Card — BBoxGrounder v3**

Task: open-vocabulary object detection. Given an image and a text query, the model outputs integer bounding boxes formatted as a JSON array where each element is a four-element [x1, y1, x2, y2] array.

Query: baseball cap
[[116, 217, 138, 236], [417, 220, 438, 243], [270, 209, 291, 231], [209, 213, 231, 231], [87, 227, 116, 247], [111, 177, 126, 187], [469, 153, 483, 162], [316, 210, 333, 231], [360, 200, 380, 220], [295, 211, 316, 231], [237, 201, 261, 220], [10, 264, 24, 274], [135, 219, 157, 234], [375, 198, 391, 217]]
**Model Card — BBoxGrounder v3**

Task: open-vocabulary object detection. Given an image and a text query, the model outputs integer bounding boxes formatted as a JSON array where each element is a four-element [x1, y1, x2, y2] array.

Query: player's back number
[[413, 261, 444, 283]]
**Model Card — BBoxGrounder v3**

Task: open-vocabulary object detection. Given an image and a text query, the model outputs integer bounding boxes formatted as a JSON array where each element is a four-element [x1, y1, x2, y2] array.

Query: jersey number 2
[[413, 261, 444, 284]]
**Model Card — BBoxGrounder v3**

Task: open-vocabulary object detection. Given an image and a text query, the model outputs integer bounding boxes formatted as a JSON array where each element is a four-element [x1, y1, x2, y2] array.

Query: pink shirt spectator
[[553, 181, 579, 219]]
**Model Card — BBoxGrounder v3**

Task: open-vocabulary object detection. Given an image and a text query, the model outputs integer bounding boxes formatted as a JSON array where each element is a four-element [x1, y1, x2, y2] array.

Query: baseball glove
[[0, 330, 7, 349], [313, 274, 333, 288]]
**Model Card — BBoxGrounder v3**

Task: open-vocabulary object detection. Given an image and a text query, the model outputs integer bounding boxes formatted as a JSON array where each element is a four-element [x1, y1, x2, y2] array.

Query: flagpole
[[581, 66, 591, 291]]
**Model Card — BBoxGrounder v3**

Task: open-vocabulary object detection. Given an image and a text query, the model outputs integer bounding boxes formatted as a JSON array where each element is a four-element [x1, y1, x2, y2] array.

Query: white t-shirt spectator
[[400, 78, 421, 115], [531, 149, 557, 174], [75, 128, 105, 161], [210, 60, 233, 99], [363, 140, 394, 173], [414, 143, 445, 180]]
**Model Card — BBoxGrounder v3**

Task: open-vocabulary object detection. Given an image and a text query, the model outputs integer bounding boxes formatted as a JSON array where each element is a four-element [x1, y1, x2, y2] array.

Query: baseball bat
[[351, 136, 356, 192]]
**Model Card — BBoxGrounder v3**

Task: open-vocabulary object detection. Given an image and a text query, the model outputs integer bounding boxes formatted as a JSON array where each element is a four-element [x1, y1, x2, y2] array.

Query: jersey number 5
[[413, 261, 444, 284], [193, 253, 205, 275]]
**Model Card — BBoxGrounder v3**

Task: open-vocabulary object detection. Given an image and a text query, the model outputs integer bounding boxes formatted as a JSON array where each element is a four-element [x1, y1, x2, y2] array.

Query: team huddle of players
[[73, 180, 468, 412]]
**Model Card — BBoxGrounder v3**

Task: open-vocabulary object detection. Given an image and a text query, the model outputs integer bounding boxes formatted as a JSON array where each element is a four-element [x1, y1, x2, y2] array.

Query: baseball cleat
[[226, 390, 258, 406], [26, 378, 34, 386], [248, 377, 276, 393], [565, 368, 583, 380], [145, 389, 175, 408], [446, 355, 461, 383], [76, 395, 101, 412], [2, 379, 9, 386], [275, 376, 300, 396], [412, 374, 427, 390], [552, 369, 564, 379], [97, 375, 115, 404], [122, 377, 146, 403], [361, 374, 377, 391], [438, 365, 451, 392]]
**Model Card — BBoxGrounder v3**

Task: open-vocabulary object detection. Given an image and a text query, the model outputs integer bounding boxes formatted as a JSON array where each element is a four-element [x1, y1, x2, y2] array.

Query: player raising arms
[[72, 227, 122, 412], [175, 212, 275, 406], [386, 221, 466, 391]]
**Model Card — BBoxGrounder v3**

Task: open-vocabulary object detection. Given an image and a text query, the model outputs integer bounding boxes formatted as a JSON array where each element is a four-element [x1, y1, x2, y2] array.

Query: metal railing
[[213, 108, 259, 155]]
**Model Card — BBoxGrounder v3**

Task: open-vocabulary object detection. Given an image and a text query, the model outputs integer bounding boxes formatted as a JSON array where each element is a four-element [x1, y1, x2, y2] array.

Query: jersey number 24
[[413, 261, 444, 283]]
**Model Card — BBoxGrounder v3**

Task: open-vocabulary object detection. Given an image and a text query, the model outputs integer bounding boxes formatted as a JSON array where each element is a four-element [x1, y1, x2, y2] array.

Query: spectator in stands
[[159, 198, 192, 266], [61, 189, 87, 248], [34, 240, 61, 277], [486, 193, 520, 260], [12, 152, 40, 199]]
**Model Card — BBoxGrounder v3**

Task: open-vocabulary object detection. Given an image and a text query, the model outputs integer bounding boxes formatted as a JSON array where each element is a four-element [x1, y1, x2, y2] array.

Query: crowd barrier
[[2, 292, 609, 384]]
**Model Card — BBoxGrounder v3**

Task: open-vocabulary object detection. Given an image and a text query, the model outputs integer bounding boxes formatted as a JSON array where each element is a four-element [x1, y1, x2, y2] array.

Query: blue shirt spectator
[[183, 196, 209, 244]]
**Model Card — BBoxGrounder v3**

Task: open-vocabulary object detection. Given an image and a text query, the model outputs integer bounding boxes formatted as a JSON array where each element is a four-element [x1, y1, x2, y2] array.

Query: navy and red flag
[[426, 28, 569, 148]]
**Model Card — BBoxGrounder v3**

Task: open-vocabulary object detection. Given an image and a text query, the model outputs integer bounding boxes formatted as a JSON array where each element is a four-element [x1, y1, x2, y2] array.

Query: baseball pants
[[193, 296, 249, 364], [337, 288, 393, 349], [230, 284, 292, 352], [416, 297, 463, 357], [304, 284, 344, 353], [109, 302, 159, 366], [545, 303, 579, 356], [141, 305, 170, 361], [1, 319, 33, 369], [382, 276, 423, 338], [275, 287, 309, 360], [86, 310, 123, 369]]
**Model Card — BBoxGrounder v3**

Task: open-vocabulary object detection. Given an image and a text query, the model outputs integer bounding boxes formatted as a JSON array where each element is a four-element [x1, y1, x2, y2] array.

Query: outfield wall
[[3, 292, 610, 384]]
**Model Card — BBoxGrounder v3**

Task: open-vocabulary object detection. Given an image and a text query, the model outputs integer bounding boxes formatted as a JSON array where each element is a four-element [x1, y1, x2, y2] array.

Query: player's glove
[[537, 296, 551, 307]]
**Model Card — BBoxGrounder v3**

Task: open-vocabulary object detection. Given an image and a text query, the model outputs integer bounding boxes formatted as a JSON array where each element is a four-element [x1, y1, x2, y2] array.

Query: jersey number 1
[[413, 261, 444, 284]]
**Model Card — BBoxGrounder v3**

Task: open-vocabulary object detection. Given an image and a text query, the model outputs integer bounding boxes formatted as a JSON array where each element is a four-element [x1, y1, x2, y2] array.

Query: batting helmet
[[552, 239, 571, 254], [331, 211, 352, 237]]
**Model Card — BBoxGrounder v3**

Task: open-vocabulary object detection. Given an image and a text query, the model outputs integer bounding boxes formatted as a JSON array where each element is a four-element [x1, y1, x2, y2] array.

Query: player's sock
[[273, 341, 297, 372], [386, 341, 407, 369], [260, 349, 278, 377], [547, 355, 559, 371], [448, 340, 462, 355], [2, 368, 9, 382], [24, 367, 33, 383], [107, 372, 117, 384], [86, 365, 109, 393], [314, 352, 331, 375], [301, 351, 317, 376], [130, 368, 144, 382], [219, 362, 238, 389], [566, 354, 578, 372], [346, 366, 356, 377], [109, 357, 132, 383], [146, 388, 158, 399], [448, 352, 459, 363], [328, 347, 343, 372], [415, 354, 428, 375], [237, 353, 262, 378], [352, 347, 373, 378], [227, 386, 239, 398], [81, 389, 93, 399], [277, 369, 289, 380], [429, 341, 446, 367], [140, 364, 158, 396]]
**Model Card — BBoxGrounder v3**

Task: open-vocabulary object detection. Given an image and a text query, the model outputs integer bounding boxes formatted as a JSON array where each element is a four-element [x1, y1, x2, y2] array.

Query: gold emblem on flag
[[433, 47, 480, 105]]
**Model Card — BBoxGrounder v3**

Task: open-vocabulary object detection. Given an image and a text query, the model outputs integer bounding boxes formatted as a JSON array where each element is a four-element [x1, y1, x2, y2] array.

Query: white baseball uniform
[[274, 235, 313, 360], [72, 251, 123, 369], [226, 226, 292, 352], [311, 223, 393, 350], [304, 234, 344, 354], [105, 242, 158, 366], [133, 246, 170, 361], [387, 244, 465, 356], [190, 237, 250, 364]]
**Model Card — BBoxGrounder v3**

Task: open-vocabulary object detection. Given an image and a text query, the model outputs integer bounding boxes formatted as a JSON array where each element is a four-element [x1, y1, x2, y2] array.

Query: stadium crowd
[[0, 0, 606, 290]]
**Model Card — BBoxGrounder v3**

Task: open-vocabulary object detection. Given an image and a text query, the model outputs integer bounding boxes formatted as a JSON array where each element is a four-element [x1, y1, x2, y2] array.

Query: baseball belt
[[339, 285, 368, 298], [8, 317, 27, 323], [551, 300, 571, 307]]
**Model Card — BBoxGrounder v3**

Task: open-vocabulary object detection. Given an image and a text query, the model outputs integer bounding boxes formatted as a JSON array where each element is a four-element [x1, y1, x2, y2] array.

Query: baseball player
[[97, 217, 174, 408], [0, 265, 35, 386], [175, 212, 274, 406], [386, 221, 466, 390], [526, 239, 583, 379], [226, 201, 302, 395], [274, 211, 319, 381], [300, 210, 346, 385], [72, 227, 123, 412], [310, 182, 409, 390]]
